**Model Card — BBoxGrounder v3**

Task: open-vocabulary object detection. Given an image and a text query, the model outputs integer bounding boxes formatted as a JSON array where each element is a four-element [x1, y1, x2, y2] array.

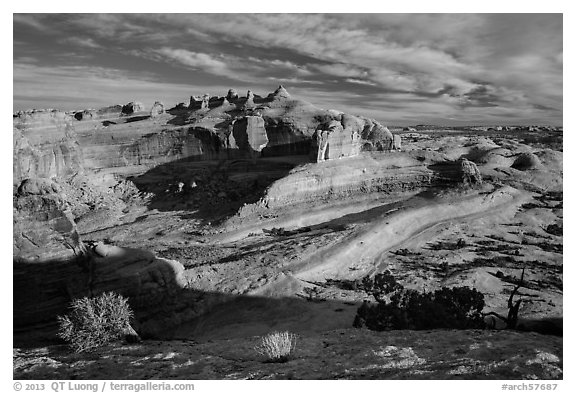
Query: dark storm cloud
[[13, 13, 562, 125]]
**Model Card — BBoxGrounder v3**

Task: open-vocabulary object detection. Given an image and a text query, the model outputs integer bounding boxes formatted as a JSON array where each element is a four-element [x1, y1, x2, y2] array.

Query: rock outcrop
[[312, 119, 361, 162], [230, 116, 269, 157], [460, 158, 483, 185], [13, 110, 83, 184], [13, 178, 84, 263], [512, 152, 541, 171], [150, 101, 165, 117], [393, 134, 402, 150], [13, 243, 202, 341], [361, 118, 394, 151], [121, 102, 144, 115], [226, 89, 239, 101], [189, 94, 210, 110], [12, 87, 402, 342], [270, 85, 290, 99]]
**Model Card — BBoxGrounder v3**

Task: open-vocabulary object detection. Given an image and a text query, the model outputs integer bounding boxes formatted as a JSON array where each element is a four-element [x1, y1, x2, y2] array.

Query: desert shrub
[[57, 292, 134, 353], [254, 331, 297, 363], [353, 271, 485, 331]]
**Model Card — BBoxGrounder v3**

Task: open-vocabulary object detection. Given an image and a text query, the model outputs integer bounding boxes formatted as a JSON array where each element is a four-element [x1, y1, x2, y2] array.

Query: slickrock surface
[[14, 329, 562, 379], [12, 87, 562, 379]]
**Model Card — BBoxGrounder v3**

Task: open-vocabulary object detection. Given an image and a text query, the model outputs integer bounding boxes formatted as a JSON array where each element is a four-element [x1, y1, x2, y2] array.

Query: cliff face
[[13, 178, 84, 263], [13, 111, 83, 185], [13, 88, 396, 181]]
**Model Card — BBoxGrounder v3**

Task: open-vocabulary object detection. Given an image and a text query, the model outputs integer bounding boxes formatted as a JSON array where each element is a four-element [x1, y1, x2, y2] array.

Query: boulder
[[361, 119, 394, 151], [17, 178, 62, 196], [511, 152, 541, 171], [150, 101, 165, 118]]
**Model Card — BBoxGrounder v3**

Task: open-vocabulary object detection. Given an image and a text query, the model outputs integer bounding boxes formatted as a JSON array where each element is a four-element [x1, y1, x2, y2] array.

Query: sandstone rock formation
[[121, 102, 144, 115], [13, 178, 84, 263], [312, 119, 361, 162], [188, 94, 210, 110], [393, 134, 402, 150], [226, 89, 239, 101], [150, 101, 165, 117], [12, 86, 402, 341], [512, 152, 541, 171], [230, 116, 269, 157], [73, 110, 95, 121], [13, 243, 199, 341], [13, 110, 83, 184], [460, 158, 483, 185], [270, 85, 290, 99], [361, 119, 394, 151]]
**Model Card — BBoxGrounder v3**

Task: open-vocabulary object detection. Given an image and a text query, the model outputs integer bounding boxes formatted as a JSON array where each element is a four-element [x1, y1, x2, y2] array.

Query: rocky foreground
[[13, 86, 562, 379], [14, 329, 562, 380]]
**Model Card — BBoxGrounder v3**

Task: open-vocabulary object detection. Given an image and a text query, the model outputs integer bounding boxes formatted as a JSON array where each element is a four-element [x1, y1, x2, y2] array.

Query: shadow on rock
[[128, 155, 306, 224]]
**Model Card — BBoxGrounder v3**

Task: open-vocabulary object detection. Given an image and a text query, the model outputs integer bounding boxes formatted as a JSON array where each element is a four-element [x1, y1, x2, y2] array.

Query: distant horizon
[[12, 92, 563, 128], [13, 14, 562, 126]]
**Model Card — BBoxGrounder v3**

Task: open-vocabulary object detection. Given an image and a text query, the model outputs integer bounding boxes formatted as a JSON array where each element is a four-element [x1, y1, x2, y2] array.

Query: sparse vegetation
[[57, 292, 135, 353], [254, 331, 297, 363], [353, 271, 485, 330], [484, 268, 528, 329]]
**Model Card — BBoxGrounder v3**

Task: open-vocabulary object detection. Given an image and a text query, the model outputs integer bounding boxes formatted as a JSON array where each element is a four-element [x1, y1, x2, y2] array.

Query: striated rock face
[[312, 120, 361, 162], [252, 154, 435, 210], [150, 101, 165, 117], [13, 178, 84, 263], [13, 110, 83, 185], [14, 87, 396, 179]]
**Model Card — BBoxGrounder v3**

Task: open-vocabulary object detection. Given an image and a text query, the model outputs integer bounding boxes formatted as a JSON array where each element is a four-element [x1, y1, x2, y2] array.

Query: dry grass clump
[[57, 292, 134, 353], [254, 331, 297, 363]]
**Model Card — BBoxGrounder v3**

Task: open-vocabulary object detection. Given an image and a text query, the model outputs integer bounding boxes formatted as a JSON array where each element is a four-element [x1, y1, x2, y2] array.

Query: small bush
[[354, 271, 485, 331], [57, 292, 134, 353], [254, 331, 297, 363]]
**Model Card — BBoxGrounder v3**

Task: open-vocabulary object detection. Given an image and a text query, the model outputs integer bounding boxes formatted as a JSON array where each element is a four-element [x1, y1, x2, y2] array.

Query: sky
[[13, 13, 563, 126]]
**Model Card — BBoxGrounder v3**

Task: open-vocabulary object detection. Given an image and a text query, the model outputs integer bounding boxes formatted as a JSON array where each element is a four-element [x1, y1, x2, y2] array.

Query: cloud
[[62, 37, 103, 49], [12, 14, 562, 125], [13, 14, 49, 32], [345, 79, 378, 86], [154, 48, 230, 76]]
